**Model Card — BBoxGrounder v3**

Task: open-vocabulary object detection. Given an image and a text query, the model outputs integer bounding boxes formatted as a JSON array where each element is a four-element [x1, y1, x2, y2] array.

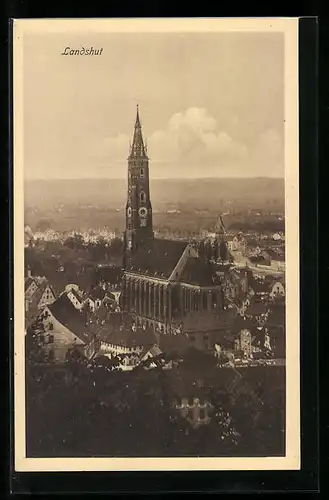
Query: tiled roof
[[88, 311, 156, 347], [27, 286, 44, 309], [159, 334, 191, 356], [140, 344, 163, 360], [34, 276, 48, 287], [149, 344, 162, 357], [25, 281, 56, 314], [88, 322, 113, 343], [179, 257, 216, 286], [24, 277, 35, 292], [127, 238, 188, 279], [105, 323, 156, 348], [182, 309, 236, 333], [89, 286, 106, 301], [103, 292, 118, 307], [69, 288, 83, 303], [48, 294, 92, 344], [40, 271, 71, 297]]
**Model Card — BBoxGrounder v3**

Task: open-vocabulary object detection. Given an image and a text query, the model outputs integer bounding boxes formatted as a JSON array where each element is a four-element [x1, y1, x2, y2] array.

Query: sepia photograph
[[13, 18, 300, 471]]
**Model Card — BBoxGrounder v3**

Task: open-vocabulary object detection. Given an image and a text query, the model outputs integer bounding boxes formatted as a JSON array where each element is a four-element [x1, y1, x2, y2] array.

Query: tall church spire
[[130, 105, 147, 158], [124, 106, 153, 265], [215, 214, 228, 262]]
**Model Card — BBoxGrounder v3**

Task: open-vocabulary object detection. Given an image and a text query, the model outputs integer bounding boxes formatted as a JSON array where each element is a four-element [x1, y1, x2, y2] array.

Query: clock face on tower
[[138, 207, 148, 218]]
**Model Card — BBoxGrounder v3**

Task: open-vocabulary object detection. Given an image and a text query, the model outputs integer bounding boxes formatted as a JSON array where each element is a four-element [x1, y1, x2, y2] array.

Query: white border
[[13, 17, 300, 472]]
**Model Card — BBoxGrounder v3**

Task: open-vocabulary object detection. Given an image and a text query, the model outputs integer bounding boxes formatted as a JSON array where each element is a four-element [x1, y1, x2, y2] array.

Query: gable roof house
[[251, 327, 285, 359], [35, 294, 98, 363], [139, 344, 165, 370], [66, 287, 84, 310], [25, 277, 39, 300], [25, 279, 57, 330], [93, 313, 157, 371], [269, 280, 285, 299]]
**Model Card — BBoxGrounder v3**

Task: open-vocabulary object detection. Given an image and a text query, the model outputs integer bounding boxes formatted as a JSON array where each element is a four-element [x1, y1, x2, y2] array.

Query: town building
[[25, 275, 57, 329], [31, 293, 98, 363], [121, 107, 234, 334], [91, 312, 158, 370]]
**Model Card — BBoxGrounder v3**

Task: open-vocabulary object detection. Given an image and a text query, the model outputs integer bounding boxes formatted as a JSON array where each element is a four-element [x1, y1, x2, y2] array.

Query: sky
[[23, 31, 284, 180]]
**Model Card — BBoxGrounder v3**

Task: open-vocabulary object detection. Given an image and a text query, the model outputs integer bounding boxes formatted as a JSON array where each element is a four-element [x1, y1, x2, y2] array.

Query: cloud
[[148, 108, 247, 167], [100, 107, 247, 171], [96, 108, 283, 177]]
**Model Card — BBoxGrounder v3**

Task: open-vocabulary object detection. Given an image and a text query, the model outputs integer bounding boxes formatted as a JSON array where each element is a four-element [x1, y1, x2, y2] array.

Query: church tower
[[215, 215, 229, 262], [124, 106, 153, 264]]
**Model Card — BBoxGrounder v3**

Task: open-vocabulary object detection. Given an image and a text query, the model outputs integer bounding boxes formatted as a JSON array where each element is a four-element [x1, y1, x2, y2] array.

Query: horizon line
[[25, 176, 285, 181]]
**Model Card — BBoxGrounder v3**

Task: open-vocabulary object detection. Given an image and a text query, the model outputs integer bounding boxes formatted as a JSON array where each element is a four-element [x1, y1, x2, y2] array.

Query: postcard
[[13, 17, 300, 471]]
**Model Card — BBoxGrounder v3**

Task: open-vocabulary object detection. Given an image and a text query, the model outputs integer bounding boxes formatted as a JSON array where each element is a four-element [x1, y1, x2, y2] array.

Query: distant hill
[[25, 177, 284, 211], [24, 178, 284, 233]]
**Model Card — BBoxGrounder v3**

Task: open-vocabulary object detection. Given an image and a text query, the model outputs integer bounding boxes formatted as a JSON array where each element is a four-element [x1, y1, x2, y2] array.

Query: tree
[[64, 234, 85, 251], [109, 237, 123, 257], [26, 320, 47, 365]]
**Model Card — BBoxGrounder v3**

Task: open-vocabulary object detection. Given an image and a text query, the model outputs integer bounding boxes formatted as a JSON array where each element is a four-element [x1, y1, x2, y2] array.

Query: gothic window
[[48, 334, 54, 344], [140, 219, 146, 227], [140, 168, 144, 178], [212, 291, 217, 308], [140, 191, 146, 203]]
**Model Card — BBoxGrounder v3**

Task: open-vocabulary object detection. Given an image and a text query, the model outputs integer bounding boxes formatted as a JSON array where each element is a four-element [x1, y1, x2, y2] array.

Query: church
[[122, 106, 241, 334]]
